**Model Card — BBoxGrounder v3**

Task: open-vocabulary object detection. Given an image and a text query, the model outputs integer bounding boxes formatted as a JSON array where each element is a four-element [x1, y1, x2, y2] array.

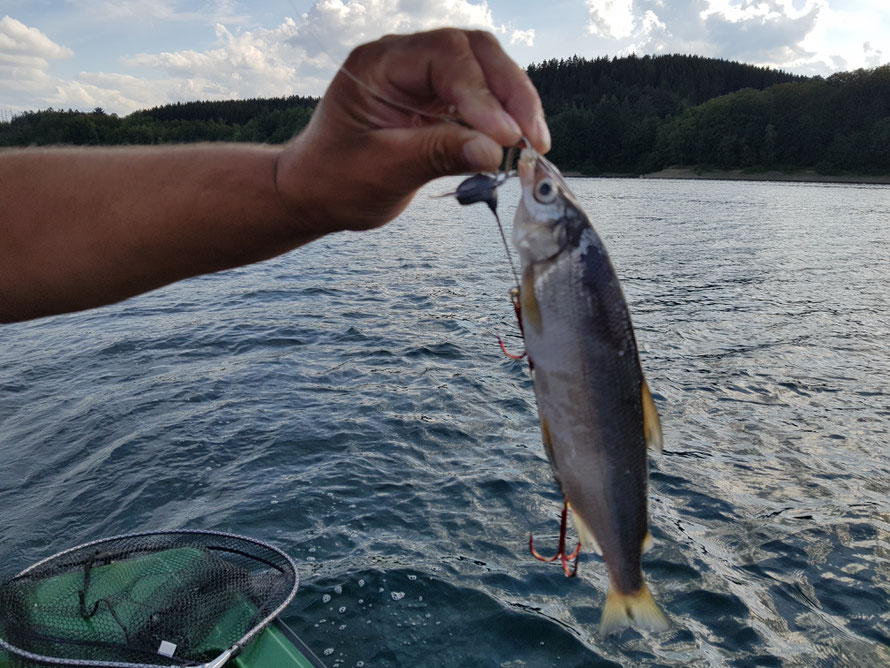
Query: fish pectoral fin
[[641, 378, 664, 454], [520, 265, 543, 334], [600, 581, 669, 637], [569, 507, 603, 556]]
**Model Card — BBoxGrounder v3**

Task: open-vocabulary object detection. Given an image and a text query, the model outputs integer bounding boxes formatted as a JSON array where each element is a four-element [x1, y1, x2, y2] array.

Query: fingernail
[[463, 134, 501, 171], [534, 114, 551, 153]]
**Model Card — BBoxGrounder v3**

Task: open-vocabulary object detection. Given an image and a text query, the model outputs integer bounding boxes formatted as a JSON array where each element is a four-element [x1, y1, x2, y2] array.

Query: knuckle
[[427, 27, 471, 53], [344, 41, 376, 70], [468, 30, 499, 49], [419, 130, 459, 176]]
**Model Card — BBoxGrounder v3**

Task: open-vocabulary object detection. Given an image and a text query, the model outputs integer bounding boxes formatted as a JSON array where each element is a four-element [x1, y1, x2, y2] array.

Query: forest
[[2, 54, 889, 176]]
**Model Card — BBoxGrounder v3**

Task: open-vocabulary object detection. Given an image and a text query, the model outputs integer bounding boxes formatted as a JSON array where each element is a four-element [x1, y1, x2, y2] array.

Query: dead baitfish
[[512, 147, 669, 636]]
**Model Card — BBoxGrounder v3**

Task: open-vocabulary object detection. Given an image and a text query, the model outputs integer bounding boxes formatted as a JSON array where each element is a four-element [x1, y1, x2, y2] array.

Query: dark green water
[[1, 177, 888, 666]]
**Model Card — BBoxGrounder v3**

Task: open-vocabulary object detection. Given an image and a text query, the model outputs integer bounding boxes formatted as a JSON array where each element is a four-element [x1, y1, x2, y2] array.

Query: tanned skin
[[0, 29, 550, 323]]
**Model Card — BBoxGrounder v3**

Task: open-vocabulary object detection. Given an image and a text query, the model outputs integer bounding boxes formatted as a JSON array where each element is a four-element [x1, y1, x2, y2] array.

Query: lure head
[[454, 173, 499, 213]]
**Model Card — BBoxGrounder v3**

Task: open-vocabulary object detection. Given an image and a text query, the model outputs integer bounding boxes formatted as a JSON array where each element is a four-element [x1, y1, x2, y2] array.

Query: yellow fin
[[600, 581, 670, 637], [641, 378, 663, 453], [540, 415, 555, 462], [642, 530, 654, 554], [569, 506, 603, 556]]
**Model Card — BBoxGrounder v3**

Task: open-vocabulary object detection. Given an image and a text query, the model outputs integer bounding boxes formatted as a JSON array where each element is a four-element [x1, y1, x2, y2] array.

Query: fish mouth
[[518, 148, 575, 206], [518, 147, 539, 189]]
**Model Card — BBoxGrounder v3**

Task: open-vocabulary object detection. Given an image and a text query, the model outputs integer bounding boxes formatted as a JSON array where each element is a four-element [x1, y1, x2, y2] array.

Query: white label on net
[[157, 640, 177, 657]]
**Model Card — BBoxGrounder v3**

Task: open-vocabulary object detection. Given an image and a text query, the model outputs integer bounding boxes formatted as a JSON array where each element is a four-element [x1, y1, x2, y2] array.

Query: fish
[[512, 146, 669, 636]]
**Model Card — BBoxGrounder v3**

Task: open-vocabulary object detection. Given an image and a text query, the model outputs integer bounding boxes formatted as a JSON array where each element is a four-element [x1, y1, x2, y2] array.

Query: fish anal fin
[[520, 266, 542, 334], [569, 507, 603, 556], [540, 415, 554, 459], [641, 378, 664, 454], [539, 415, 562, 486], [600, 581, 669, 637]]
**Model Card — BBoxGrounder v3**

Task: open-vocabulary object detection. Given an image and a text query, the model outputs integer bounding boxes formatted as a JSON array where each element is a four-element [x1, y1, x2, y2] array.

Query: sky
[[1, 0, 888, 116]]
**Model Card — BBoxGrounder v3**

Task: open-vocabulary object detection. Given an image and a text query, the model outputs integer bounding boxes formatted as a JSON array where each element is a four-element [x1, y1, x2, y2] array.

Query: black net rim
[[0, 529, 300, 668]]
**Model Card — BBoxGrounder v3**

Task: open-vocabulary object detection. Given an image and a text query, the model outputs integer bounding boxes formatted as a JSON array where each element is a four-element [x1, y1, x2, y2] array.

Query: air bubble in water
[[324, 648, 334, 656], [407, 574, 417, 581], [322, 594, 331, 603], [391, 591, 405, 601], [339, 606, 346, 613], [334, 585, 343, 595]]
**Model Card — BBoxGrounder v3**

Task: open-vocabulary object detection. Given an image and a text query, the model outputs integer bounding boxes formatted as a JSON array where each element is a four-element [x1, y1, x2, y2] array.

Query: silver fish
[[512, 147, 669, 636]]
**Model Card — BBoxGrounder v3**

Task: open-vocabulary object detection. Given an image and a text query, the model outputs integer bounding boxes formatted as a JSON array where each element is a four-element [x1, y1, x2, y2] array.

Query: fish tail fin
[[600, 580, 669, 637]]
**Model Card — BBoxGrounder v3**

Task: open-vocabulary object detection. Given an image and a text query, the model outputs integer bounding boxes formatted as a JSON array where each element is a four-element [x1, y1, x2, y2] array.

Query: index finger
[[381, 29, 524, 146], [466, 30, 550, 153]]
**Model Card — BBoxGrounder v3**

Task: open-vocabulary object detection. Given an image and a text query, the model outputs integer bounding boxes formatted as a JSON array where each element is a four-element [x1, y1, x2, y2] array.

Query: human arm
[[0, 29, 549, 323]]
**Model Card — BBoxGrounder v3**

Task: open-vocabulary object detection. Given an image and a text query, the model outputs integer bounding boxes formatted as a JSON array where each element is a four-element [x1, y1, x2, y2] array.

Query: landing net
[[0, 530, 299, 667]]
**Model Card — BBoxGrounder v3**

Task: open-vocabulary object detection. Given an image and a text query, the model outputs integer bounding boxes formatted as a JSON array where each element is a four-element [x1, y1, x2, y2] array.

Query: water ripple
[[2, 178, 889, 665]]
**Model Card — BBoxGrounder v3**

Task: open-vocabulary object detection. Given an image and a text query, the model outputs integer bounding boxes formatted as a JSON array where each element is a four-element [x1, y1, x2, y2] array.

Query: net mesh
[[0, 530, 298, 667]]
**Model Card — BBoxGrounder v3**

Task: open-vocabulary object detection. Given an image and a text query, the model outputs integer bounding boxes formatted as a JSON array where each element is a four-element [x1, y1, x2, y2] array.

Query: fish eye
[[534, 178, 557, 203]]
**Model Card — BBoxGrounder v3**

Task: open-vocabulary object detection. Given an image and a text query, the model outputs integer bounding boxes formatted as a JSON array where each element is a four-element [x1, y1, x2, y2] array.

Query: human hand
[[275, 29, 550, 234]]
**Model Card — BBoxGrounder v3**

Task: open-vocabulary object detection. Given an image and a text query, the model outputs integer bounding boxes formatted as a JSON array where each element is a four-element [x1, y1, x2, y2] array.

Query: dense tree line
[[0, 96, 316, 147], [654, 67, 890, 173], [530, 53, 806, 173], [2, 55, 888, 175]]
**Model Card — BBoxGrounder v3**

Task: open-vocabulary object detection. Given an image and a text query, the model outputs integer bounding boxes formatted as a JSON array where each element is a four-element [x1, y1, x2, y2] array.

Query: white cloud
[[11, 0, 887, 115], [510, 28, 535, 47], [0, 15, 73, 60], [0, 15, 75, 111], [863, 41, 883, 67], [582, 0, 890, 75], [793, 1, 889, 72], [289, 0, 509, 63], [586, 0, 636, 40], [13, 0, 532, 114], [581, 0, 878, 73]]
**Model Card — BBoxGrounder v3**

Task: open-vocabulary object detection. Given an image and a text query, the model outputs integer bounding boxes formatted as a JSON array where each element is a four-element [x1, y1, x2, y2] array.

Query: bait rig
[[444, 140, 583, 577]]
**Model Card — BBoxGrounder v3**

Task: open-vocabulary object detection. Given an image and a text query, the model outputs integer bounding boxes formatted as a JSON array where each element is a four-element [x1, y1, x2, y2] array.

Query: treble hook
[[529, 499, 582, 577], [498, 336, 526, 359]]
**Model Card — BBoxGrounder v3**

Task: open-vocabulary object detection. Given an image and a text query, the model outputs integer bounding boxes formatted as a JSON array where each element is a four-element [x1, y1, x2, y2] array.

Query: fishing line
[[492, 207, 519, 287], [491, 144, 520, 287], [284, 3, 523, 289]]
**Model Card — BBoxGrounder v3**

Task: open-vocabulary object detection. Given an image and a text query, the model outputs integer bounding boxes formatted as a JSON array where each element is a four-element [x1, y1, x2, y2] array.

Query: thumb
[[383, 124, 504, 188]]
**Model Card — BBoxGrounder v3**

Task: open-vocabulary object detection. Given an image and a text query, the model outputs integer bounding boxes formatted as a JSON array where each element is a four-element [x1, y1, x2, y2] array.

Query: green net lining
[[0, 530, 298, 667]]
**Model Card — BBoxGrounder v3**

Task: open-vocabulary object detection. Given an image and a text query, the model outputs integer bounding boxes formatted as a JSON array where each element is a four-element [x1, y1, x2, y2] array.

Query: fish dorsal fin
[[641, 378, 663, 454]]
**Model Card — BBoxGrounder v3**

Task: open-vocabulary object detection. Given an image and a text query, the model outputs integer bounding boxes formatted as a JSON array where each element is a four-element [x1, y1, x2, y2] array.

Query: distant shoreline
[[562, 167, 890, 185]]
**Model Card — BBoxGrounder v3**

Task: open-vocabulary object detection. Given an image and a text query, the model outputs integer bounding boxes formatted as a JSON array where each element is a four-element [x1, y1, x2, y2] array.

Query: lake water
[[1, 176, 889, 667]]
